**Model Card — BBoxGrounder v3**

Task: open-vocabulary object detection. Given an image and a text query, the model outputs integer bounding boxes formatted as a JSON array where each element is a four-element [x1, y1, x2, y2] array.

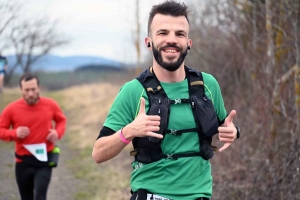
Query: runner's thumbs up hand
[[123, 98, 162, 140], [218, 110, 237, 152]]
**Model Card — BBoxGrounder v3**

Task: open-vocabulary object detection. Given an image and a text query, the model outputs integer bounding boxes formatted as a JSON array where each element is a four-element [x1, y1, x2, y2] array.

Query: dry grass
[[58, 82, 133, 200], [60, 83, 120, 148]]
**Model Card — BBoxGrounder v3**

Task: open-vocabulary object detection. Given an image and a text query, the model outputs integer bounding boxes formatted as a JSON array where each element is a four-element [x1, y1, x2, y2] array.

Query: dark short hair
[[19, 73, 40, 88], [147, 0, 190, 36]]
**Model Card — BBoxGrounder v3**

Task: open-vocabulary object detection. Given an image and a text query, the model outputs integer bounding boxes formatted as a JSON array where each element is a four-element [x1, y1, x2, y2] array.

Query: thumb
[[138, 97, 146, 115], [225, 110, 236, 126]]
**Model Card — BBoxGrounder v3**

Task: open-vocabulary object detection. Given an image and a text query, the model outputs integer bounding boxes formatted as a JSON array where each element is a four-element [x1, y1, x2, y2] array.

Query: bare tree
[[265, 0, 275, 75], [185, 0, 300, 199], [0, 0, 69, 84], [0, 0, 21, 49], [134, 0, 142, 76]]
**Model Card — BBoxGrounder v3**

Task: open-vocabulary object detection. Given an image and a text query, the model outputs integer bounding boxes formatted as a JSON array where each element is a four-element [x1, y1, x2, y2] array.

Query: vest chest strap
[[161, 152, 202, 160], [170, 98, 190, 104], [166, 127, 197, 135]]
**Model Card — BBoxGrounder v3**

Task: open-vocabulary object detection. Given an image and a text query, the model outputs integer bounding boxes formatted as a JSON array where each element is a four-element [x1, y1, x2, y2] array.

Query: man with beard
[[0, 73, 66, 200], [92, 1, 240, 200]]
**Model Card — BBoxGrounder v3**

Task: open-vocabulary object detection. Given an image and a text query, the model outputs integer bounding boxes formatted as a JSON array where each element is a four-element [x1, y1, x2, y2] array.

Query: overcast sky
[[14, 0, 167, 63]]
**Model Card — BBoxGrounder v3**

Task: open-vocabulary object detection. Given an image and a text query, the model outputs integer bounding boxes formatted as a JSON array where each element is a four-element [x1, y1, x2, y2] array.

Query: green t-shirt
[[103, 72, 227, 199]]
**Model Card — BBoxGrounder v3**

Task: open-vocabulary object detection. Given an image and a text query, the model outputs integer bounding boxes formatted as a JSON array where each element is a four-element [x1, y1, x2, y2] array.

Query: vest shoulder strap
[[185, 66, 205, 97], [136, 67, 165, 96]]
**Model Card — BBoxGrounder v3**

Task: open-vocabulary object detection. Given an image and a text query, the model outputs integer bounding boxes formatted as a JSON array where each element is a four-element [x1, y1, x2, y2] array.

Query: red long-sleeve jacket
[[0, 97, 67, 160]]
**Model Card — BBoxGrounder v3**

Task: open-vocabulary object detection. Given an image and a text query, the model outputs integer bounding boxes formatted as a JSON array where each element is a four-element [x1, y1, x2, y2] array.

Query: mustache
[[160, 44, 182, 51]]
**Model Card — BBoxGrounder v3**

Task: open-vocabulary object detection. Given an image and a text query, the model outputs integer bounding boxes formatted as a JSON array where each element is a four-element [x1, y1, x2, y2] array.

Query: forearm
[[55, 122, 66, 139], [0, 128, 17, 142], [92, 103, 162, 163], [92, 129, 128, 164], [53, 111, 67, 139]]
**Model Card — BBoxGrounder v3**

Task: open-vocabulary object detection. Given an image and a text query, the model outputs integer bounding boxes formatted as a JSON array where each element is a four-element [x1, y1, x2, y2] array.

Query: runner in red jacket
[[0, 73, 67, 200]]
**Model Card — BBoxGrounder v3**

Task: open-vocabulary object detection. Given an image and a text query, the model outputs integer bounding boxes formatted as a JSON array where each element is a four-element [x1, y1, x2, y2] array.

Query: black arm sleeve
[[96, 126, 116, 140]]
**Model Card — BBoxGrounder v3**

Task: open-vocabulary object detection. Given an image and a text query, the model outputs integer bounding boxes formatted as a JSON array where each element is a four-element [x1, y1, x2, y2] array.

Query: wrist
[[14, 130, 20, 139], [119, 127, 131, 144]]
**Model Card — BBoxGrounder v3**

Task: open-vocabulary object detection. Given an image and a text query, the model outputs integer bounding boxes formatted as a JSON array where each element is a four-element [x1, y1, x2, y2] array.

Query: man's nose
[[28, 90, 34, 96], [165, 33, 177, 44]]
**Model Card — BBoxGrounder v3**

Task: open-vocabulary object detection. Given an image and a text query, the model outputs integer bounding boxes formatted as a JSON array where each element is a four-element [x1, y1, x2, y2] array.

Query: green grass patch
[[74, 192, 92, 200], [5, 163, 13, 168], [62, 126, 131, 200]]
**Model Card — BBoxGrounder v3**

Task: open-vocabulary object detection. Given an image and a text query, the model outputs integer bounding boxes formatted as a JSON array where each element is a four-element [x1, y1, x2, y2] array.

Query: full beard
[[152, 42, 188, 72], [24, 94, 40, 105]]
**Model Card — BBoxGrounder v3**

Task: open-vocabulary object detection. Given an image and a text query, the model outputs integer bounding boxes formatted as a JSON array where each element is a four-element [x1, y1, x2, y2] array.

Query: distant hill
[[75, 64, 125, 72], [6, 54, 123, 72]]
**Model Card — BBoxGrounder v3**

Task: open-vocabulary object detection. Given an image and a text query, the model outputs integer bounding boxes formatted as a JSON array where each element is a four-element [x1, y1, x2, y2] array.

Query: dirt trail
[[47, 138, 81, 200], [0, 142, 19, 200], [0, 138, 80, 200]]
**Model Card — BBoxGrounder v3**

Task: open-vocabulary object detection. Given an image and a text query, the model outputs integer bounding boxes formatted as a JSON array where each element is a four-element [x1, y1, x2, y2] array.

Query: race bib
[[23, 143, 48, 161], [146, 194, 170, 200]]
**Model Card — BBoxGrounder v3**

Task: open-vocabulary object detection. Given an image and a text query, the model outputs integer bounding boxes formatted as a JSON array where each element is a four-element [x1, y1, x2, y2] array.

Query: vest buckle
[[174, 99, 182, 104], [169, 129, 177, 135], [165, 154, 178, 160]]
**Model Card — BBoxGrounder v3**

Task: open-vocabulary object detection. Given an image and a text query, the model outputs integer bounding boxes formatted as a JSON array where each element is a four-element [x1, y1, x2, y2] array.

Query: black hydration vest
[[130, 66, 220, 164]]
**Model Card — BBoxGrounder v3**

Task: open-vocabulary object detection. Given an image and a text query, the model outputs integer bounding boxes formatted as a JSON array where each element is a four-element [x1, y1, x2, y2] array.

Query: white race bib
[[23, 143, 48, 162], [146, 194, 170, 200]]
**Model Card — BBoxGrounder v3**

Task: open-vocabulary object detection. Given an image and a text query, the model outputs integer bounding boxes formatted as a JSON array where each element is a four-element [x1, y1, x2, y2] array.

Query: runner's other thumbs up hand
[[218, 110, 237, 152], [124, 97, 162, 139]]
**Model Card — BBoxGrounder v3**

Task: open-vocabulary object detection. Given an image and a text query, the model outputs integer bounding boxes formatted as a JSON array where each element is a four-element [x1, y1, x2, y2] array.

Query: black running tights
[[15, 162, 52, 200]]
